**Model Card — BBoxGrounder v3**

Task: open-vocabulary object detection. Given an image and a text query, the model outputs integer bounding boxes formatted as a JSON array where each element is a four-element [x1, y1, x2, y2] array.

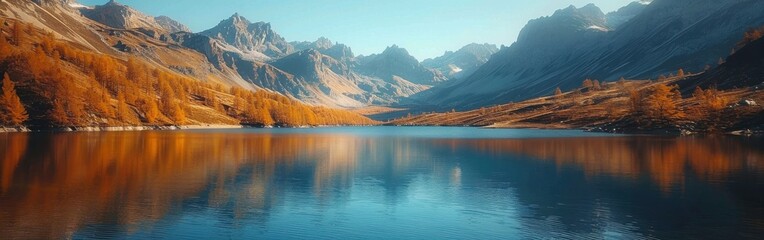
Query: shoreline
[[0, 124, 245, 133], [384, 123, 763, 136], [0, 124, 380, 133], [2, 124, 760, 136]]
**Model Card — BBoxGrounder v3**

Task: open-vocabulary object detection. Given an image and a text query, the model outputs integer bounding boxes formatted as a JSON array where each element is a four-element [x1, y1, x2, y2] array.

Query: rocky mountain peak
[[155, 15, 191, 33], [605, 1, 649, 29], [422, 43, 499, 79], [314, 37, 334, 49], [201, 14, 292, 59], [80, 0, 168, 32]]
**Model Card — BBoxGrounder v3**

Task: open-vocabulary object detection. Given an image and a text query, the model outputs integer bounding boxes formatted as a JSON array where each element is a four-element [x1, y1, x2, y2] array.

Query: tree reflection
[[0, 132, 762, 239]]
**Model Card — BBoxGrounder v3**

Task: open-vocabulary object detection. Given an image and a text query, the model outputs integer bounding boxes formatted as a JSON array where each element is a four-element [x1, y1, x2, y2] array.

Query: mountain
[[422, 43, 498, 79], [0, 0, 375, 128], [292, 37, 334, 51], [356, 45, 447, 85], [418, 0, 764, 110], [291, 37, 355, 62], [679, 36, 764, 91], [200, 13, 293, 60], [605, 1, 649, 29], [81, 0, 167, 33], [27, 1, 435, 108], [155, 15, 191, 33]]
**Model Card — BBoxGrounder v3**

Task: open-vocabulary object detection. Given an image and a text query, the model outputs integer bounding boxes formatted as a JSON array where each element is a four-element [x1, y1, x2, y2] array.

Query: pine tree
[[1, 73, 28, 125]]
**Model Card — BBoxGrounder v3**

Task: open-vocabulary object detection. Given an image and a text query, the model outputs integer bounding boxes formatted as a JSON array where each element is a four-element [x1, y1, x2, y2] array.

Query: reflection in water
[[0, 129, 763, 239]]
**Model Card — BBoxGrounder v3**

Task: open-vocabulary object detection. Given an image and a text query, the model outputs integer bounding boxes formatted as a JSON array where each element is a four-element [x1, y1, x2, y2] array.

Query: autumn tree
[[1, 73, 28, 125], [592, 80, 601, 90], [554, 87, 562, 97], [0, 34, 12, 58], [56, 75, 85, 125], [738, 26, 764, 48], [644, 84, 684, 122], [170, 103, 187, 125], [116, 90, 132, 123], [85, 73, 113, 119], [582, 79, 593, 89], [691, 86, 728, 128], [141, 97, 161, 124], [50, 99, 69, 125], [629, 89, 646, 115], [11, 21, 24, 46], [677, 69, 685, 78]]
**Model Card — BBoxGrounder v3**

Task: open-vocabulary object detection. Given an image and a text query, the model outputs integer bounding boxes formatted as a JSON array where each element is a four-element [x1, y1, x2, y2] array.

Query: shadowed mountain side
[[416, 0, 764, 111], [678, 37, 764, 91]]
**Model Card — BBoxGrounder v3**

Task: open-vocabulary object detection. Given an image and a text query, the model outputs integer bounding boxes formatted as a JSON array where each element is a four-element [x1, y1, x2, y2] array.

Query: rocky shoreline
[[0, 125, 244, 133]]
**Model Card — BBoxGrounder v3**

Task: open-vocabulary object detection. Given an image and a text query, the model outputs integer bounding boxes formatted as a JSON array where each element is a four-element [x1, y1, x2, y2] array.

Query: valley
[[0, 0, 762, 134]]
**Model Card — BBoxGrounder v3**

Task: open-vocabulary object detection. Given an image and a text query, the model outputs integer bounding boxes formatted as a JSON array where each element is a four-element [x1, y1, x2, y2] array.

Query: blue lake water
[[0, 127, 762, 239]]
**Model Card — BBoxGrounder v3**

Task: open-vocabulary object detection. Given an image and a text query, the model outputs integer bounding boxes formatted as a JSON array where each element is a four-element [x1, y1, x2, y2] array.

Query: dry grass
[[390, 77, 764, 131]]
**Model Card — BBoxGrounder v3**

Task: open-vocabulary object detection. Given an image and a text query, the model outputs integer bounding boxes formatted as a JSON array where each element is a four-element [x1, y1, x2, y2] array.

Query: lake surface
[[1, 127, 763, 239]]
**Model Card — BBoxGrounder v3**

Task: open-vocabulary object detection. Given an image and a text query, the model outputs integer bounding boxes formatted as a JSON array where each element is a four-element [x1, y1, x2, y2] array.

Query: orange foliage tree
[[1, 73, 28, 125], [0, 21, 376, 128], [644, 84, 684, 122]]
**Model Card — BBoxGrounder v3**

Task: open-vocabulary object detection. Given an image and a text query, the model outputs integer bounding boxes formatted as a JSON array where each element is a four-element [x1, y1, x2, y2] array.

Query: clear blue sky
[[79, 0, 636, 60]]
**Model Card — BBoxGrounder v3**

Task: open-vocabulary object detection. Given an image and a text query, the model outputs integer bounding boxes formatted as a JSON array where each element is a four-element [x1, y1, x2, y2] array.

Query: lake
[[1, 127, 763, 239]]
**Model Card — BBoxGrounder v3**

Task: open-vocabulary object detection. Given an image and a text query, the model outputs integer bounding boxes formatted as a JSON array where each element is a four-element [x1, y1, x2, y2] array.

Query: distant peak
[[551, 3, 605, 20], [383, 45, 413, 57], [105, 0, 121, 6], [582, 3, 598, 9], [229, 12, 248, 22]]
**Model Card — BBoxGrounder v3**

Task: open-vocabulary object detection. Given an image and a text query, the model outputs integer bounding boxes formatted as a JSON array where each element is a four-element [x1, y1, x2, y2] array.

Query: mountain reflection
[[0, 131, 763, 239]]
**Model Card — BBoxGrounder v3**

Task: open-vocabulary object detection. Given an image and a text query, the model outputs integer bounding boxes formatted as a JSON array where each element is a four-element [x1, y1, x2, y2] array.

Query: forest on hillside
[[0, 19, 376, 129]]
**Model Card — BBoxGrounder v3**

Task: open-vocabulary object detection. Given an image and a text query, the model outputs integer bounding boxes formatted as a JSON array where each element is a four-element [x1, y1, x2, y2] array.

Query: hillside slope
[[0, 1, 376, 129], [418, 0, 764, 110]]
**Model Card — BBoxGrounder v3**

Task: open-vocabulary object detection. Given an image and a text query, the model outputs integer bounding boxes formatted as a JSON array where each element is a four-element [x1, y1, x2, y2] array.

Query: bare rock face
[[155, 15, 191, 33], [200, 13, 293, 59], [356, 45, 447, 86], [422, 43, 499, 80], [81, 0, 164, 31], [606, 1, 649, 29]]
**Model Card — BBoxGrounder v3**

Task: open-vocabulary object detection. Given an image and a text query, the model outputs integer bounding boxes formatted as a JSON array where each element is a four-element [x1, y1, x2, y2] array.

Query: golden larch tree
[[582, 79, 593, 89], [50, 99, 69, 125], [592, 80, 601, 90], [1, 73, 28, 125], [645, 84, 684, 121], [143, 98, 161, 124], [116, 90, 132, 123]]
